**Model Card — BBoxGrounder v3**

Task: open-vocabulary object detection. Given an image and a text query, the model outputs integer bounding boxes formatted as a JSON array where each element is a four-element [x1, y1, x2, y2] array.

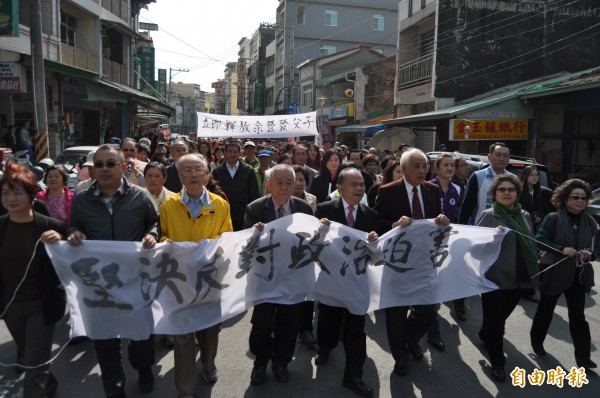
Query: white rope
[[510, 228, 594, 279], [0, 239, 43, 319], [0, 239, 74, 370], [0, 338, 75, 370]]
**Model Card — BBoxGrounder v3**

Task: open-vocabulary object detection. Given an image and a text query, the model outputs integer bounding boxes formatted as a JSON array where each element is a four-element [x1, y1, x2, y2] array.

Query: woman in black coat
[[0, 163, 66, 398], [530, 179, 599, 370], [308, 149, 341, 203]]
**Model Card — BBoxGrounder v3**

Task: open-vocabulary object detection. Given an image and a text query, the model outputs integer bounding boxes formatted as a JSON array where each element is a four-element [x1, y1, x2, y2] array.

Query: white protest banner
[[46, 214, 505, 340], [196, 111, 318, 138]]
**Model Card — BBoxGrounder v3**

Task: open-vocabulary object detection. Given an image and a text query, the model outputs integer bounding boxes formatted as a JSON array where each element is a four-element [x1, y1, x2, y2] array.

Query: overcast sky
[[140, 0, 276, 93]]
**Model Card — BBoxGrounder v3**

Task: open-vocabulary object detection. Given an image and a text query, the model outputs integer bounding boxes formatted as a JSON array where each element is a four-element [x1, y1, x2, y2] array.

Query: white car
[[54, 146, 99, 189]]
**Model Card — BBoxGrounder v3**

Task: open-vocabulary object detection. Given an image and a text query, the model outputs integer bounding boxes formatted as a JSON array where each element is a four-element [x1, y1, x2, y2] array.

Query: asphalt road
[[1, 266, 599, 398]]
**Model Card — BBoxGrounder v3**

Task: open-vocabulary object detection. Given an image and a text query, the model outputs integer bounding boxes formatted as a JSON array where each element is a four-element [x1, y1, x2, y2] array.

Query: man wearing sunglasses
[[67, 144, 159, 398]]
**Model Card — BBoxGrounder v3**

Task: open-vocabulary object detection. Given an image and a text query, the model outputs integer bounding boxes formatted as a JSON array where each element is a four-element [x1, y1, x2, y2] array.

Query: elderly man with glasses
[[67, 144, 158, 398], [159, 153, 233, 398]]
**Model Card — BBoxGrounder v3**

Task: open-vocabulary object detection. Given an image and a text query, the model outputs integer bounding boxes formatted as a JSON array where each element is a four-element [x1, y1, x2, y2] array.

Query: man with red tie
[[313, 168, 379, 397], [374, 148, 449, 377]]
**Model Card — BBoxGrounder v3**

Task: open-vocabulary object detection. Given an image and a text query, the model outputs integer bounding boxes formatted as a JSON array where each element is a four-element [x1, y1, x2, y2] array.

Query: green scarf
[[492, 202, 538, 277]]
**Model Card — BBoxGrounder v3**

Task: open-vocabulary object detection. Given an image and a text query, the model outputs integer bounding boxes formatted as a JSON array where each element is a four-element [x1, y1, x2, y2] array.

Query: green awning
[[86, 85, 127, 103], [382, 92, 524, 126]]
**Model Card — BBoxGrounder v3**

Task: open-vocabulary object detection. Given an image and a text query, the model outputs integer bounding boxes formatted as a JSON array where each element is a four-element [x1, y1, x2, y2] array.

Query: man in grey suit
[[243, 164, 314, 386]]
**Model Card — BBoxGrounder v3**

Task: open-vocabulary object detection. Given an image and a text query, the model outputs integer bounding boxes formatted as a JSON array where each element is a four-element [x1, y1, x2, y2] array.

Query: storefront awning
[[98, 79, 160, 102], [86, 85, 128, 103], [24, 58, 99, 82], [383, 92, 520, 126], [336, 124, 384, 138]]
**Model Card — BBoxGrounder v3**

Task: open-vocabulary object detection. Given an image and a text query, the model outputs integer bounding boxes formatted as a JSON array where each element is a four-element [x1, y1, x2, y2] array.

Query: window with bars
[[320, 45, 337, 55], [325, 9, 337, 26], [60, 10, 77, 46], [265, 87, 274, 107], [302, 84, 313, 107], [372, 14, 384, 30]]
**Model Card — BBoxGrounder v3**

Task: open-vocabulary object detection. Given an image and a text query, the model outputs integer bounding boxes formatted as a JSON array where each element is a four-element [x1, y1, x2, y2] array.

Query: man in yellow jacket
[[159, 153, 232, 398]]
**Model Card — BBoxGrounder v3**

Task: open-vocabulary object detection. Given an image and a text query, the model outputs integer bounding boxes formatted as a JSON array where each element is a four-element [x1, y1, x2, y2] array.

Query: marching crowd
[[0, 131, 598, 398]]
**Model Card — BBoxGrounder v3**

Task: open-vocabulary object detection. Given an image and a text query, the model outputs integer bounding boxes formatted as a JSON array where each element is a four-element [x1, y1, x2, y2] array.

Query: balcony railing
[[61, 44, 99, 73], [397, 55, 433, 90], [102, 58, 128, 85]]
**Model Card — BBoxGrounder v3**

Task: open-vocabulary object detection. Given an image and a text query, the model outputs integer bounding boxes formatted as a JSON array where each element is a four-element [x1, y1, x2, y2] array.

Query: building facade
[[273, 0, 398, 113], [385, 0, 600, 183], [0, 0, 171, 158]]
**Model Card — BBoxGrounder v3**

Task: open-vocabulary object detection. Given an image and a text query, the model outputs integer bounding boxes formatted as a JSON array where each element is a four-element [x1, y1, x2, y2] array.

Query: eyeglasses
[[182, 167, 207, 176], [568, 195, 588, 201], [496, 187, 516, 193], [93, 160, 120, 169]]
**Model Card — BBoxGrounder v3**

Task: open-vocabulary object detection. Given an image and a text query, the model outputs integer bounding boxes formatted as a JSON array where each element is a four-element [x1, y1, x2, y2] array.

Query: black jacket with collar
[[213, 161, 260, 228], [315, 197, 378, 233], [244, 195, 314, 228]]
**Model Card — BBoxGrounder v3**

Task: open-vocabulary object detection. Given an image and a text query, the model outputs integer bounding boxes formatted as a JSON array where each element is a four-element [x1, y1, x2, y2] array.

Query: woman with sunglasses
[[475, 174, 538, 382], [530, 179, 598, 370]]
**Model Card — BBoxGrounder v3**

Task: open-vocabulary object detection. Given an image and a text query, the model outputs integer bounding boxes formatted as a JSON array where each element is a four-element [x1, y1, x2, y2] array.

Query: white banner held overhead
[[196, 111, 319, 138], [46, 214, 505, 340]]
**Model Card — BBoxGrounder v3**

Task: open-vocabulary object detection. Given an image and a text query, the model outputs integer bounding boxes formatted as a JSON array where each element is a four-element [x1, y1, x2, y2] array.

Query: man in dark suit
[[244, 164, 314, 386], [164, 139, 188, 192], [213, 140, 259, 231], [374, 148, 449, 377], [314, 168, 378, 397], [3, 125, 18, 153]]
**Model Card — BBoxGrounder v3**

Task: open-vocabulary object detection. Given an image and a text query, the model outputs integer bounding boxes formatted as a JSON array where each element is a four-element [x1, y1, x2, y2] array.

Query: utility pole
[[168, 67, 189, 102], [30, 0, 49, 161]]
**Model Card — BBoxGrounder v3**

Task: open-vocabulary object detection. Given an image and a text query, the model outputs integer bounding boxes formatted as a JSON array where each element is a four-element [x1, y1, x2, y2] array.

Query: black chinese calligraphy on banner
[[46, 214, 506, 340]]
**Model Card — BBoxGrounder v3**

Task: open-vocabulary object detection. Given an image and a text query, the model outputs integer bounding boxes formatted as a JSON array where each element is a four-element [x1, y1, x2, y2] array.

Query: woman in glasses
[[0, 163, 66, 397], [530, 179, 598, 370], [475, 174, 538, 382]]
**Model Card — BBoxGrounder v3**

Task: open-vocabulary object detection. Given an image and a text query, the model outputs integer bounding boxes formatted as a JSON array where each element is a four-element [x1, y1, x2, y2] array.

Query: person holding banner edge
[[159, 153, 233, 398], [474, 174, 537, 383], [314, 167, 379, 397], [0, 164, 66, 398], [374, 148, 449, 377], [67, 144, 159, 398]]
